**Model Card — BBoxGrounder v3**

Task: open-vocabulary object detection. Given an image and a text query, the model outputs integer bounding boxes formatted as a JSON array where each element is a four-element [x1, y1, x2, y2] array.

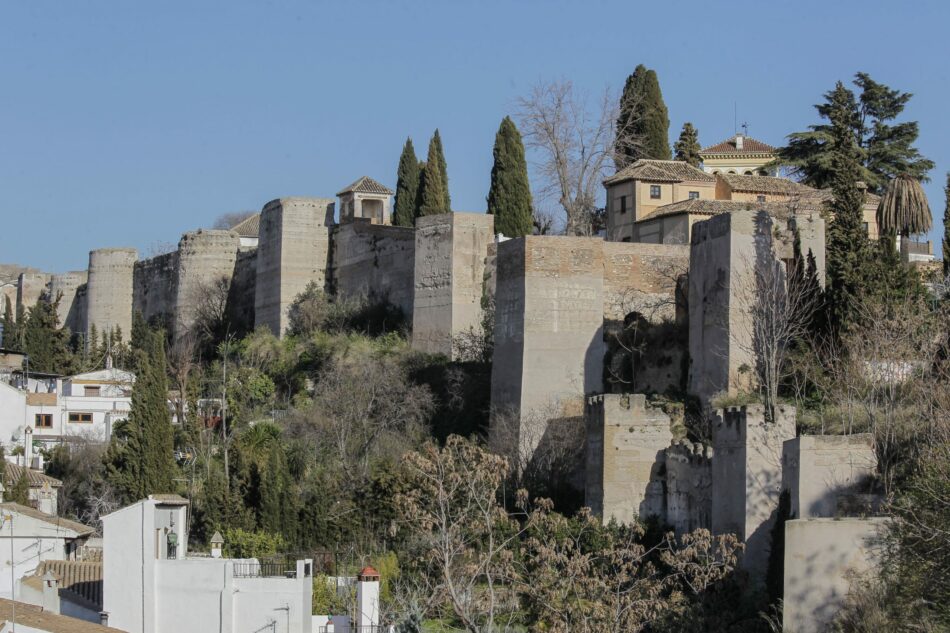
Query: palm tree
[[877, 173, 932, 237]]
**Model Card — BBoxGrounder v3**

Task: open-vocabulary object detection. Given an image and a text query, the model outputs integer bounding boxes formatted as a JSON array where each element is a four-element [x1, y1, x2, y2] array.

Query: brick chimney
[[735, 134, 744, 150]]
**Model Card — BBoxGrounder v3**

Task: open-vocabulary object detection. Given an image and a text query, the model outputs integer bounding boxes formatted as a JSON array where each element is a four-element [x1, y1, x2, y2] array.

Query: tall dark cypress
[[419, 131, 450, 216], [673, 122, 701, 167], [615, 65, 671, 167], [1, 297, 15, 349], [487, 117, 533, 237], [824, 82, 872, 335], [414, 160, 426, 219], [393, 138, 419, 227], [943, 173, 950, 277], [105, 314, 177, 502]]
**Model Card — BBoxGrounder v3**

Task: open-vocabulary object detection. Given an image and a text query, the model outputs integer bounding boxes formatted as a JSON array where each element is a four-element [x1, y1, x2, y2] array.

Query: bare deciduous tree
[[516, 80, 643, 236], [212, 210, 256, 230]]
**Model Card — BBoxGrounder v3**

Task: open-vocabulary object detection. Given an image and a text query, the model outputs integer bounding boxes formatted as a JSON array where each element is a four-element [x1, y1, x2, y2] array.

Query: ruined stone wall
[[229, 248, 257, 333], [602, 242, 689, 323], [16, 272, 51, 316], [664, 440, 713, 534], [712, 404, 796, 583], [86, 248, 137, 341], [585, 394, 672, 524], [174, 229, 241, 335], [255, 197, 334, 336], [412, 213, 494, 357], [332, 220, 415, 318], [133, 251, 179, 327], [782, 434, 876, 520], [49, 271, 88, 333]]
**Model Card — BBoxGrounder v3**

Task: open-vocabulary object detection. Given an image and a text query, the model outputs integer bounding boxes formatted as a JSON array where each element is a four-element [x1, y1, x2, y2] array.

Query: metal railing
[[232, 560, 298, 578], [319, 627, 389, 633]]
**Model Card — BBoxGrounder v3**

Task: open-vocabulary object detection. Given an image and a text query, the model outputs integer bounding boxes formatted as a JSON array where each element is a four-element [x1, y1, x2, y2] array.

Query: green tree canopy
[[23, 297, 74, 374], [393, 137, 419, 227], [673, 122, 701, 167], [615, 64, 671, 167], [777, 72, 933, 194], [943, 173, 950, 277], [1, 297, 17, 350], [487, 116, 533, 237], [877, 173, 932, 236]]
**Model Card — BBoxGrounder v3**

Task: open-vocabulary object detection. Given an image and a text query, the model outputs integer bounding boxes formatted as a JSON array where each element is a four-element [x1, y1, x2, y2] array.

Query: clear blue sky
[[2, 0, 948, 272]]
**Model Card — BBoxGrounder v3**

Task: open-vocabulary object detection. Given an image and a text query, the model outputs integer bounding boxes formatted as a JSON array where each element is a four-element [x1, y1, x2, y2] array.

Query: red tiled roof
[[700, 134, 776, 155], [604, 160, 715, 185], [336, 176, 394, 196]]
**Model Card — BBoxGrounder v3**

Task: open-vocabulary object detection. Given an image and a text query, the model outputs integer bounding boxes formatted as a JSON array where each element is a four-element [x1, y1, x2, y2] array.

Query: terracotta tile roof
[[0, 503, 94, 537], [604, 160, 715, 185], [230, 213, 261, 238], [700, 134, 776, 155], [336, 176, 394, 196], [23, 560, 103, 611], [639, 198, 798, 220], [148, 493, 190, 504], [4, 463, 62, 489], [0, 597, 123, 632], [718, 174, 816, 195]]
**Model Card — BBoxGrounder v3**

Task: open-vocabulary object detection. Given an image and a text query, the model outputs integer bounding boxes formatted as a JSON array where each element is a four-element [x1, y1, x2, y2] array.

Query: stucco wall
[[332, 220, 415, 319], [86, 248, 137, 342], [783, 518, 884, 633], [255, 197, 334, 336], [412, 212, 494, 357]]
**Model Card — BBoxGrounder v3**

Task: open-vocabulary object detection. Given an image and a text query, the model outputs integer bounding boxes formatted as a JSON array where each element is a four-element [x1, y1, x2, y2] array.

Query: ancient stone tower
[[86, 248, 137, 342]]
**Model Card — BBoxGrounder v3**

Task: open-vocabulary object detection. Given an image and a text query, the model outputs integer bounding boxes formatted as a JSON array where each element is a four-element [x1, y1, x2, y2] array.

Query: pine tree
[[393, 138, 420, 227], [487, 117, 533, 237], [419, 131, 451, 216], [673, 122, 701, 167], [779, 73, 934, 193], [105, 317, 177, 503], [824, 82, 873, 335], [1, 297, 15, 349], [943, 173, 950, 277], [615, 65, 671, 167]]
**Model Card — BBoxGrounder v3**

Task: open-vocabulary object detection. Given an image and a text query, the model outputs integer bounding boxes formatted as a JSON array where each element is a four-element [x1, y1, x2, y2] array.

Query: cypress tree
[[487, 116, 533, 237], [393, 138, 420, 227], [419, 131, 450, 216], [1, 297, 14, 349], [943, 173, 950, 277], [615, 64, 671, 167], [105, 317, 177, 502], [414, 160, 427, 219], [258, 444, 298, 545], [824, 82, 872, 335], [22, 298, 73, 374], [673, 122, 701, 167]]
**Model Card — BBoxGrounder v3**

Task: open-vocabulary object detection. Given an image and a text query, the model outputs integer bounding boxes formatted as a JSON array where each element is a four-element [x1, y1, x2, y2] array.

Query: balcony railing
[[232, 560, 298, 578], [319, 627, 388, 633]]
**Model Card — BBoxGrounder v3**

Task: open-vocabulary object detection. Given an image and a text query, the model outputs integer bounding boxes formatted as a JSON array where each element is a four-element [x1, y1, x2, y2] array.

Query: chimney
[[99, 612, 110, 627], [356, 566, 381, 630], [105, 354, 113, 370], [24, 426, 33, 466], [735, 134, 744, 150], [210, 531, 224, 558], [41, 570, 61, 614]]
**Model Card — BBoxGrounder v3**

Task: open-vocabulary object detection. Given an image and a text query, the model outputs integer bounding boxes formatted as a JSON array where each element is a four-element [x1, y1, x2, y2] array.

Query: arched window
[[744, 170, 754, 175], [728, 170, 737, 175]]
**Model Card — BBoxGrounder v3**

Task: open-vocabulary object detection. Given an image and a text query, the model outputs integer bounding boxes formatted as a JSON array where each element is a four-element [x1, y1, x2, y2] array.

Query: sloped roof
[[336, 176, 394, 196], [640, 198, 797, 221], [5, 462, 63, 489], [700, 134, 776, 156], [718, 173, 816, 195], [0, 597, 123, 632], [23, 560, 103, 611], [230, 213, 261, 238], [0, 502, 94, 537], [67, 368, 135, 384], [148, 493, 189, 504], [604, 160, 715, 185]]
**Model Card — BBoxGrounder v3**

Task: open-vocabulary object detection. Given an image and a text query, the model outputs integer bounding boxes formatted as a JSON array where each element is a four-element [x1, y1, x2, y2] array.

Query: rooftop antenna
[[734, 102, 737, 134], [741, 122, 749, 136]]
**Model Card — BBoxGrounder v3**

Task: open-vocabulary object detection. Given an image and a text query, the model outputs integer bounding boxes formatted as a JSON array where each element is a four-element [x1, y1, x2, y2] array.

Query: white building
[[0, 502, 95, 602], [102, 495, 315, 633], [0, 367, 134, 452], [0, 597, 122, 633], [2, 462, 62, 515]]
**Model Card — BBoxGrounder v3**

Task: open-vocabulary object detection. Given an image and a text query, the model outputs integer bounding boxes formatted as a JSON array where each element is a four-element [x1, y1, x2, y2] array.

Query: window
[[34, 414, 52, 428], [621, 236, 631, 243], [618, 195, 627, 214], [650, 185, 661, 199], [84, 386, 100, 397], [863, 222, 869, 234], [68, 413, 93, 423], [688, 191, 700, 200], [757, 195, 766, 203]]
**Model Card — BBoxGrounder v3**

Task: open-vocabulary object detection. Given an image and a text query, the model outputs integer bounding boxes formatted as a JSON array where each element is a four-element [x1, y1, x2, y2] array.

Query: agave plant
[[877, 173, 932, 236]]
